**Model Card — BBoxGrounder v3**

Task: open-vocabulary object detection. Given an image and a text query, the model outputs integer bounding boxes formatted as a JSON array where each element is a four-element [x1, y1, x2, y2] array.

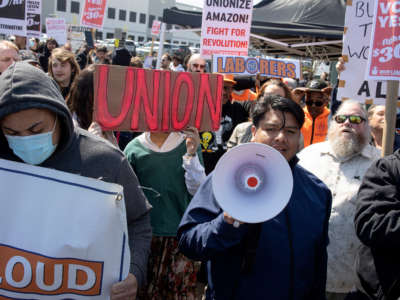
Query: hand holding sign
[[336, 57, 346, 74], [183, 127, 201, 156], [111, 273, 138, 300]]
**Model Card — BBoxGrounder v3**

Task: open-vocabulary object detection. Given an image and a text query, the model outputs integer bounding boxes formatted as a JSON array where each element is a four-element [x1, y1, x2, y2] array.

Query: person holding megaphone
[[178, 94, 332, 300]]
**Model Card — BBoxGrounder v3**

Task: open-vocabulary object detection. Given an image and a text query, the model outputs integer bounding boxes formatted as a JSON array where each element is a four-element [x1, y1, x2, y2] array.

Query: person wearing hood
[[0, 62, 152, 299]]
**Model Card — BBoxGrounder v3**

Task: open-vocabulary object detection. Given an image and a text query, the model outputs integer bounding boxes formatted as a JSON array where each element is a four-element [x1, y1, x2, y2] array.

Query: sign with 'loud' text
[[0, 158, 130, 299]]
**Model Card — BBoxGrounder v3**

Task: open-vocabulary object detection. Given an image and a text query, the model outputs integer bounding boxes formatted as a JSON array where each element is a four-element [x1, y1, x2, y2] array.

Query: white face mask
[[5, 117, 58, 165]]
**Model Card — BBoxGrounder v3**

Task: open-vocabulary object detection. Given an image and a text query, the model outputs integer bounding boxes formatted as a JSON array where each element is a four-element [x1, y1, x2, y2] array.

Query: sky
[[176, 0, 263, 8]]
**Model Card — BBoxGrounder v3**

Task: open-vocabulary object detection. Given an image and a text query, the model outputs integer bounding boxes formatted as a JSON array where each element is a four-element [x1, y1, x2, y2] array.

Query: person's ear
[[250, 125, 256, 142]]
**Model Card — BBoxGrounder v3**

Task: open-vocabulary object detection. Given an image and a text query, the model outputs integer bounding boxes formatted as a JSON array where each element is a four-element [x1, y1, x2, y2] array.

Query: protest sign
[[151, 20, 161, 36], [213, 55, 300, 78], [338, 0, 400, 105], [81, 0, 107, 29], [0, 158, 130, 299], [367, 0, 400, 80], [143, 56, 153, 68], [68, 25, 90, 52], [84, 30, 95, 48], [46, 17, 67, 45], [93, 65, 224, 132], [0, 0, 26, 36], [26, 0, 41, 38], [200, 0, 253, 59]]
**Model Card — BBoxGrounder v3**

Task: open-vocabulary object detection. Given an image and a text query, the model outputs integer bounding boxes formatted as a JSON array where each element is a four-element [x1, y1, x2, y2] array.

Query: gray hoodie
[[0, 62, 152, 287]]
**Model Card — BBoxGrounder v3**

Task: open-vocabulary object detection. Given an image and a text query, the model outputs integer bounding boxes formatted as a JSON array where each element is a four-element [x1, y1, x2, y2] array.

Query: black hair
[[96, 46, 107, 53], [251, 94, 305, 129], [172, 54, 183, 64]]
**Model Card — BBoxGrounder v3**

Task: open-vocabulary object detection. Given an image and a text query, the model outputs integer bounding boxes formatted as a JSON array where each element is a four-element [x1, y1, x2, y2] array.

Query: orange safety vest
[[232, 89, 257, 102], [301, 106, 330, 148]]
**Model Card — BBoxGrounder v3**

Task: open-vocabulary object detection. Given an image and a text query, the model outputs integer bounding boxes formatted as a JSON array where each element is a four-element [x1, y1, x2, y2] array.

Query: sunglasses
[[334, 115, 365, 124], [192, 63, 206, 69], [305, 100, 324, 107]]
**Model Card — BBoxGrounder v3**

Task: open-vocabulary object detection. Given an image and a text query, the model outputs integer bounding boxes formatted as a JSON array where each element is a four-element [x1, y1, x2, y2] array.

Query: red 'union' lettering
[[93, 65, 223, 132]]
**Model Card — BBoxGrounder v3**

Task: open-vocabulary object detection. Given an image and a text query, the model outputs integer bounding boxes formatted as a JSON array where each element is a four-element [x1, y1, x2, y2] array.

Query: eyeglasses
[[192, 63, 206, 69], [305, 100, 324, 107], [334, 115, 365, 124]]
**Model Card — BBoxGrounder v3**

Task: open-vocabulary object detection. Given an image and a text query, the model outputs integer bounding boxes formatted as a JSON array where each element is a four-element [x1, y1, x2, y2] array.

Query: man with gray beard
[[298, 100, 380, 300]]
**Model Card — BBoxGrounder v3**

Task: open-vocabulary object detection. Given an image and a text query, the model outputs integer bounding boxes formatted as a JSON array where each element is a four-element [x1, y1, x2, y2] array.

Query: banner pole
[[150, 36, 155, 57], [382, 80, 399, 157], [156, 23, 166, 70]]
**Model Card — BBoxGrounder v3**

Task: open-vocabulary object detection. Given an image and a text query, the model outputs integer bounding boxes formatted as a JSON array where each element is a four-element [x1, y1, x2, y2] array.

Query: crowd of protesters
[[1, 35, 400, 300]]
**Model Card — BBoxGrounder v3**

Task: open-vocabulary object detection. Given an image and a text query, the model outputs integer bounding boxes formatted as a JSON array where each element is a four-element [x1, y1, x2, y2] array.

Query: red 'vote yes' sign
[[93, 65, 224, 132]]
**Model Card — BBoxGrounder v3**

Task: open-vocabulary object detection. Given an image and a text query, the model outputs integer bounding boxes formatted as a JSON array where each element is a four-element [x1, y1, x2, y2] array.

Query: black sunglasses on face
[[305, 100, 324, 107], [334, 115, 365, 124], [193, 63, 206, 69]]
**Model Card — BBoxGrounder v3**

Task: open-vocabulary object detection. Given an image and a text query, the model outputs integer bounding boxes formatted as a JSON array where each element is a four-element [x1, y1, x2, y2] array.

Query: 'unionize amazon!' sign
[[200, 0, 254, 59]]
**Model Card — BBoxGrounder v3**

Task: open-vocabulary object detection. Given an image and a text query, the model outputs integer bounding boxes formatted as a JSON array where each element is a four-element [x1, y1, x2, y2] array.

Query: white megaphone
[[212, 143, 293, 223]]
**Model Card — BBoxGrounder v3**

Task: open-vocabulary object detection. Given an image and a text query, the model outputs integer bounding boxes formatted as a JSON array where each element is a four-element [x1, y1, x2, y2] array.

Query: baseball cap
[[19, 50, 40, 67]]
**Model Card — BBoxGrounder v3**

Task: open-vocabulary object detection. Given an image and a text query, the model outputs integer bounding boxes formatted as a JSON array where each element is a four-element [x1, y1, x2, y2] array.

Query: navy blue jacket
[[178, 157, 332, 300]]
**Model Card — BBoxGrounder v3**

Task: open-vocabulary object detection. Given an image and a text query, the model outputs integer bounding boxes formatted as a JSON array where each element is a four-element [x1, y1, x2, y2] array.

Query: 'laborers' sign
[[93, 65, 224, 132], [213, 55, 300, 78], [367, 0, 400, 80], [0, 158, 130, 299], [201, 0, 253, 59]]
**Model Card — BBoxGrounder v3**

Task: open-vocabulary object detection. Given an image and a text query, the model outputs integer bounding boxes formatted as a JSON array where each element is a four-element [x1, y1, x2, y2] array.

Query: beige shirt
[[298, 141, 380, 293]]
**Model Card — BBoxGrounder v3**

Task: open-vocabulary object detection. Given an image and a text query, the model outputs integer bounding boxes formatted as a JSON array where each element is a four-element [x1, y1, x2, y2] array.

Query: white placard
[[151, 20, 161, 36], [26, 0, 41, 38], [0, 0, 26, 36], [0, 158, 130, 299], [46, 17, 67, 45], [338, 0, 400, 105], [212, 55, 300, 79], [200, 0, 253, 60]]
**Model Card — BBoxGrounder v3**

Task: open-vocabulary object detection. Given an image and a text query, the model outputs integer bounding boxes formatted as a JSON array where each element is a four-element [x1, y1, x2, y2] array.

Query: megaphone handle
[[223, 212, 243, 227]]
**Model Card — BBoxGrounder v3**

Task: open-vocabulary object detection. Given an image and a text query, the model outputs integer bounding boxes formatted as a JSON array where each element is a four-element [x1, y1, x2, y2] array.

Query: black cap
[[19, 50, 39, 65], [306, 79, 328, 92]]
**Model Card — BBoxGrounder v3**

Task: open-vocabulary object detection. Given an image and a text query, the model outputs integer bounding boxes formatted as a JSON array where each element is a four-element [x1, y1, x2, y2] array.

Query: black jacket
[[355, 150, 400, 300], [76, 49, 89, 70]]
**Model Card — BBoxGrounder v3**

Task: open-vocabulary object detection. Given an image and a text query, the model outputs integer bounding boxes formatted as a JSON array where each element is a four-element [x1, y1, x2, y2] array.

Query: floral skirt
[[139, 236, 202, 300]]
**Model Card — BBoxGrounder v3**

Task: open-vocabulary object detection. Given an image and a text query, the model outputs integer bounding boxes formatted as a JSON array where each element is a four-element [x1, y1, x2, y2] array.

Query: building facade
[[43, 0, 200, 46]]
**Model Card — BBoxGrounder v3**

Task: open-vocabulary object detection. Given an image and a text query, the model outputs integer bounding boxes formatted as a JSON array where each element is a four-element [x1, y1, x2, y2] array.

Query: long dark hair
[[66, 65, 95, 130]]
